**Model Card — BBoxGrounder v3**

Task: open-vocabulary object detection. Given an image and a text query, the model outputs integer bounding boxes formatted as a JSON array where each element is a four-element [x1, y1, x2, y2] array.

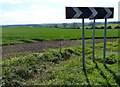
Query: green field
[[1, 25, 120, 86], [1, 41, 119, 86], [2, 27, 119, 45]]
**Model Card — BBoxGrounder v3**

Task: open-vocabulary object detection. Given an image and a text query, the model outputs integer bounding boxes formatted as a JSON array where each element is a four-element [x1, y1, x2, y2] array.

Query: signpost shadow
[[83, 63, 91, 86], [93, 61, 111, 86], [104, 64, 120, 86]]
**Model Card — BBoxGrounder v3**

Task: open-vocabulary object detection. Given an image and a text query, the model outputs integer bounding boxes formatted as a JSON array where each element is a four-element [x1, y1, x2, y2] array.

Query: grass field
[[1, 41, 119, 86], [2, 27, 119, 45], [1, 24, 120, 86]]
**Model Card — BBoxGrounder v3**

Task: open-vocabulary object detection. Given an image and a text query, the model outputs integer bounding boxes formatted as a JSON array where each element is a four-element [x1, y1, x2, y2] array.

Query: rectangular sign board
[[66, 7, 114, 19]]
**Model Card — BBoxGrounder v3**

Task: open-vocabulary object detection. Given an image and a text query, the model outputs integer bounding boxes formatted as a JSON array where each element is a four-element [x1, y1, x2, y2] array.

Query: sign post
[[82, 18, 85, 69], [103, 18, 107, 65], [92, 19, 96, 62], [66, 7, 114, 66]]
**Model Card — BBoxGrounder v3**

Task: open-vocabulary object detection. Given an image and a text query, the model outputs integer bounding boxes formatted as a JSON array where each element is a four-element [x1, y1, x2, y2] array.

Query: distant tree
[[89, 27, 93, 29], [77, 27, 80, 29], [95, 27, 100, 29], [114, 26, 120, 29], [88, 21, 94, 29], [72, 22, 78, 29], [54, 24, 58, 28], [62, 23, 67, 29], [100, 26, 104, 29], [107, 26, 112, 29]]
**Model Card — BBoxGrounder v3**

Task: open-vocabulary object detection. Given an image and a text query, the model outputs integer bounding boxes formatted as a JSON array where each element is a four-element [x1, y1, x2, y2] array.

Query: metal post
[[92, 19, 96, 62], [103, 18, 107, 65], [82, 18, 85, 68]]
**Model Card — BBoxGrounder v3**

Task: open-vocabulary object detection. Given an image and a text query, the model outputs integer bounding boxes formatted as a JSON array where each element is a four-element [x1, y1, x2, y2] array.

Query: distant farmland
[[2, 27, 119, 45]]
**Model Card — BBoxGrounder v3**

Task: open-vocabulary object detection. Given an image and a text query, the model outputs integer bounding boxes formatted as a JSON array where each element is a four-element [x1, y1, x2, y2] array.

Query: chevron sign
[[66, 7, 114, 19]]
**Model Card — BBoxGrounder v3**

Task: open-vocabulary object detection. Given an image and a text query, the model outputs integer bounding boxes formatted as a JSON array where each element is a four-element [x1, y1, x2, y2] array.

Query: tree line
[[53, 23, 120, 29]]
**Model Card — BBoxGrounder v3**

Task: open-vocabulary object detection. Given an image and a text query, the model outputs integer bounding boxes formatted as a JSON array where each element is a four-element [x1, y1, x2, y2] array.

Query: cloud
[[1, 0, 118, 25], [30, 4, 54, 9], [65, 0, 119, 7], [116, 2, 119, 21], [1, 0, 64, 24], [32, 0, 65, 3], [0, 0, 22, 4], [65, 0, 97, 7], [0, 0, 65, 5], [1, 4, 65, 25], [103, 0, 120, 3]]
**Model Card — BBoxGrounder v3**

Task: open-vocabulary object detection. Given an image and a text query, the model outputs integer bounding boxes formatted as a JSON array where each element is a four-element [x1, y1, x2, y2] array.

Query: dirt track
[[2, 39, 118, 60]]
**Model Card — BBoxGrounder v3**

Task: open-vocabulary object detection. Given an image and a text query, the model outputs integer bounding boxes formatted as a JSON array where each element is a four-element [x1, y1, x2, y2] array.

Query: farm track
[[2, 38, 118, 60]]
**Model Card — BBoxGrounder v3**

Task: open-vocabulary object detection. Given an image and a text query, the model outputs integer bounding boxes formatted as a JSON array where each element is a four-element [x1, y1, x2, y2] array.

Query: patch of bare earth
[[2, 39, 118, 60]]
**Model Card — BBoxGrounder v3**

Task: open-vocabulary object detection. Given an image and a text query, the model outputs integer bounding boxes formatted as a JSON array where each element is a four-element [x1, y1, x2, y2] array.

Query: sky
[[118, 1, 120, 21], [0, 0, 119, 25]]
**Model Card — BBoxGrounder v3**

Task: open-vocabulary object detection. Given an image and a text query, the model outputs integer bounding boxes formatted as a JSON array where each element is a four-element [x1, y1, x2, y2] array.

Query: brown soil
[[2, 39, 118, 60]]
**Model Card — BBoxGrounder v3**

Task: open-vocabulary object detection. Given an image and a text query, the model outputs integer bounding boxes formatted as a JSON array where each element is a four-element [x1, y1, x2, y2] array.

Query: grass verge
[[1, 41, 119, 86]]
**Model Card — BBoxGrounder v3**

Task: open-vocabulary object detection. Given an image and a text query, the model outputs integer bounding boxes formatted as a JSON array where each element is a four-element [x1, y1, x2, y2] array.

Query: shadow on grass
[[104, 64, 120, 86], [83, 63, 91, 87], [93, 61, 111, 86]]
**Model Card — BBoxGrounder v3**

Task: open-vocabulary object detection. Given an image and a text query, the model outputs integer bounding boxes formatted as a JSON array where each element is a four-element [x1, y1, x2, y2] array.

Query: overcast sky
[[0, 0, 119, 25]]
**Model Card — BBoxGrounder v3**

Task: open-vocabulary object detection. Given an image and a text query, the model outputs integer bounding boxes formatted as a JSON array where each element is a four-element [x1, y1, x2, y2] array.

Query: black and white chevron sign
[[66, 7, 114, 19]]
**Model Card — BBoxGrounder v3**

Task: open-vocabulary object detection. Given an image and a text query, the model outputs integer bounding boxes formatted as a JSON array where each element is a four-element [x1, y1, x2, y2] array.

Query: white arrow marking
[[104, 8, 112, 18], [72, 7, 82, 19], [89, 7, 98, 18]]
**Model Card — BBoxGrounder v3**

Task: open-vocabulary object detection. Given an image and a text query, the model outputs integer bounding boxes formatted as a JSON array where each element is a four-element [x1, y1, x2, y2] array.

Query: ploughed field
[[2, 39, 118, 60]]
